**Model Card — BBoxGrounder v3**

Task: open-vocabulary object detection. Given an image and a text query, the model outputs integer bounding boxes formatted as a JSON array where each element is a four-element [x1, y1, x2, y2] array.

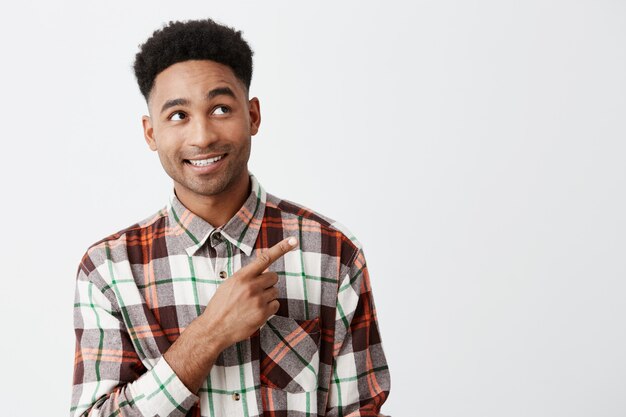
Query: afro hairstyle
[[133, 18, 254, 101]]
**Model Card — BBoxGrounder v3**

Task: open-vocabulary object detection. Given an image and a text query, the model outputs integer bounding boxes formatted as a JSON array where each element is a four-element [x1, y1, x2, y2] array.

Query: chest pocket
[[259, 315, 321, 393]]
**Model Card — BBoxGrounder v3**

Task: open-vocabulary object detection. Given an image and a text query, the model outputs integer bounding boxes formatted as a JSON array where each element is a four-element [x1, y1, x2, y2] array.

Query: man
[[71, 18, 390, 417]]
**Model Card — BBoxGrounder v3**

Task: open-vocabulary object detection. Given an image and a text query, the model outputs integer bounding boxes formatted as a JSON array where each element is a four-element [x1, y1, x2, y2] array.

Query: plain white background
[[0, 1, 625, 416]]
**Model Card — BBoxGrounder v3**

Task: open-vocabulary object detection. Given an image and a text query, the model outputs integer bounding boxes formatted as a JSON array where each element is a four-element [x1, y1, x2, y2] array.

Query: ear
[[248, 97, 261, 136], [142, 115, 157, 151]]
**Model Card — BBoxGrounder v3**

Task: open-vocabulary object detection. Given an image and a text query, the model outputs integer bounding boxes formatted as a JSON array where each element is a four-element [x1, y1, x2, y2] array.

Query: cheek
[[224, 116, 250, 134], [155, 141, 180, 164]]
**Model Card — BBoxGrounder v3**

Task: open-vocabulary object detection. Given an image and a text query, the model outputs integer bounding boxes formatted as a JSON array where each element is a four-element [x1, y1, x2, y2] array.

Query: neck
[[174, 171, 251, 228]]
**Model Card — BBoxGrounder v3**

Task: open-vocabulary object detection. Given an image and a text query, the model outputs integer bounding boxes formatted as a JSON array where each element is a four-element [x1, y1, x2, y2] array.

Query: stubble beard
[[171, 151, 249, 198]]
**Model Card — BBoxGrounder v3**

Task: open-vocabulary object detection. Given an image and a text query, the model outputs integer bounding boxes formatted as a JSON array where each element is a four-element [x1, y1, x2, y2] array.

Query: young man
[[71, 19, 390, 417]]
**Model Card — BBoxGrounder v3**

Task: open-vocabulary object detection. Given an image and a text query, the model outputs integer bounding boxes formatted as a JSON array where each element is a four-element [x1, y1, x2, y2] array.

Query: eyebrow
[[207, 86, 236, 100], [160, 87, 237, 115]]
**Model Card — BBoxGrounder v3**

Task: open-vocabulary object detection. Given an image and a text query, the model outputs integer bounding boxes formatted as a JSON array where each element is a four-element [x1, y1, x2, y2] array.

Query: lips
[[183, 153, 227, 173]]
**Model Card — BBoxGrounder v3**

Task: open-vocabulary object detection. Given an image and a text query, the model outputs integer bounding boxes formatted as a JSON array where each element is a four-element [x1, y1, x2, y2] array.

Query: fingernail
[[288, 237, 297, 246]]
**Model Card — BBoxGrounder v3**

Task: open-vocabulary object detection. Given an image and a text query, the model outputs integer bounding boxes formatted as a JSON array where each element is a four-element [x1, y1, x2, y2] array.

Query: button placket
[[210, 230, 228, 280]]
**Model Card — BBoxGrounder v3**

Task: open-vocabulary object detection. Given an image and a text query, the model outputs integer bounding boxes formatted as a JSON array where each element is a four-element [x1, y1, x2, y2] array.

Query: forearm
[[163, 314, 227, 394], [72, 309, 227, 417], [71, 318, 222, 417], [71, 353, 199, 417], [72, 268, 205, 417]]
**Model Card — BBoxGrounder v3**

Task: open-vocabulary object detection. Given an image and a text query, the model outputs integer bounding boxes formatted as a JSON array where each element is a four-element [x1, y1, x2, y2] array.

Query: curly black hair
[[133, 18, 254, 101]]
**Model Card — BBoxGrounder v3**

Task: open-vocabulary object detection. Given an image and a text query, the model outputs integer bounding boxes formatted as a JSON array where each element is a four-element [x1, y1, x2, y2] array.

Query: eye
[[213, 106, 230, 116], [168, 111, 187, 121]]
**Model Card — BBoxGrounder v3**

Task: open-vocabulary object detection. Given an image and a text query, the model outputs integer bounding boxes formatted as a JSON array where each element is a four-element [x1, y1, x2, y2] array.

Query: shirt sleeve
[[70, 260, 199, 417], [326, 248, 391, 417]]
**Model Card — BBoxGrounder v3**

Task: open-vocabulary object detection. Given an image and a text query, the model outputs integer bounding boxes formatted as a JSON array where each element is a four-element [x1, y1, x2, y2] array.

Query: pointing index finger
[[246, 237, 298, 275]]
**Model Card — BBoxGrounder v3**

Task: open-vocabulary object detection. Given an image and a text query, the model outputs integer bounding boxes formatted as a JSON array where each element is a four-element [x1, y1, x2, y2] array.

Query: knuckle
[[260, 272, 276, 286], [242, 285, 255, 299], [251, 284, 261, 296], [258, 252, 271, 266]]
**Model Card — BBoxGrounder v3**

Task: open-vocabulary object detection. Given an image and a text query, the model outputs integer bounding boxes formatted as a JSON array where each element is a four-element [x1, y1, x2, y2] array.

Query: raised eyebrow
[[207, 87, 236, 100], [160, 98, 189, 115]]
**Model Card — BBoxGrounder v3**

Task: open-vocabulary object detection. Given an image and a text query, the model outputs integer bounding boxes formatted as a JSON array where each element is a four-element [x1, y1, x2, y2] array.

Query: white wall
[[0, 1, 625, 416]]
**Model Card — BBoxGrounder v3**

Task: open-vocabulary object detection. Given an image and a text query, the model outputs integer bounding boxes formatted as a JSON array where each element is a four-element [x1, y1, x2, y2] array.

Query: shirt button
[[232, 392, 240, 401], [219, 271, 227, 279], [211, 232, 223, 246]]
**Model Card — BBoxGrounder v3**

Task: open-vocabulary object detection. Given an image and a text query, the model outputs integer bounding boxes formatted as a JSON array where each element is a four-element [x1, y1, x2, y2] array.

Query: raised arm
[[71, 237, 298, 416], [70, 262, 199, 417]]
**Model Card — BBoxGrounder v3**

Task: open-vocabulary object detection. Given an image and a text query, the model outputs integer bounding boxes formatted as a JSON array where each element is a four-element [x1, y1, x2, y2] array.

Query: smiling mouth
[[184, 154, 227, 166]]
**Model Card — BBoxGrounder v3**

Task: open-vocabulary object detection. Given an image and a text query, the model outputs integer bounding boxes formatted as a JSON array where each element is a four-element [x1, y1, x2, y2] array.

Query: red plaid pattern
[[71, 172, 390, 416]]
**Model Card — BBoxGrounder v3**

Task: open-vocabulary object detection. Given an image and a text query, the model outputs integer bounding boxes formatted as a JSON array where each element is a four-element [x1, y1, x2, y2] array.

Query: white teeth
[[188, 155, 224, 166]]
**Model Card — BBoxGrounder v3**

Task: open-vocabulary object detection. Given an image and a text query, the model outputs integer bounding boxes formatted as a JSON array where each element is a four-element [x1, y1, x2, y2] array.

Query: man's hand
[[163, 236, 298, 393], [199, 236, 298, 348]]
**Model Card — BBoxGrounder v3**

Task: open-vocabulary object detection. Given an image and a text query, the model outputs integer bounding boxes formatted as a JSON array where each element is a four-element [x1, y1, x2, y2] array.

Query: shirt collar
[[167, 172, 266, 257]]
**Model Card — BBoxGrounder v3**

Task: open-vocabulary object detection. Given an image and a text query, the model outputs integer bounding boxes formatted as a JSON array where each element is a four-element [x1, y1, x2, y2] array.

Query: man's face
[[142, 59, 260, 199]]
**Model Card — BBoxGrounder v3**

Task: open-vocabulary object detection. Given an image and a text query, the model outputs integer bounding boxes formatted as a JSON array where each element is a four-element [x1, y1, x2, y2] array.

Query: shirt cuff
[[129, 356, 199, 417]]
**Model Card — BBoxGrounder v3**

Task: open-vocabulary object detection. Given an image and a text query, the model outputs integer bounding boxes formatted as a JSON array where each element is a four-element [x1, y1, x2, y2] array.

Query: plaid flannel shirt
[[71, 172, 390, 417]]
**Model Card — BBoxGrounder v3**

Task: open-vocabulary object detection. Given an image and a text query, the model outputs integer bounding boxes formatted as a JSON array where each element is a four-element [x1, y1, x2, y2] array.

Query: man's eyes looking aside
[[167, 105, 233, 122]]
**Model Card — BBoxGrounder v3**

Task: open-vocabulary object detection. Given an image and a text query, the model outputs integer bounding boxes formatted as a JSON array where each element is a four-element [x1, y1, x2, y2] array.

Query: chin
[[186, 184, 225, 197]]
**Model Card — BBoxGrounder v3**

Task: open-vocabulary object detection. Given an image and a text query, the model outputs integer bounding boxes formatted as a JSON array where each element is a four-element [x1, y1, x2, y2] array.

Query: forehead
[[149, 60, 245, 105]]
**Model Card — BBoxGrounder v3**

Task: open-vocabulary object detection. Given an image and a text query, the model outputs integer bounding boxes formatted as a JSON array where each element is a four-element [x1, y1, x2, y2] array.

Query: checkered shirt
[[71, 172, 390, 417]]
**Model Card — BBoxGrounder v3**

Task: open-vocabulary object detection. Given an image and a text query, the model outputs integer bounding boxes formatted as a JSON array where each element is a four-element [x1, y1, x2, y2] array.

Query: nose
[[187, 116, 219, 148]]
